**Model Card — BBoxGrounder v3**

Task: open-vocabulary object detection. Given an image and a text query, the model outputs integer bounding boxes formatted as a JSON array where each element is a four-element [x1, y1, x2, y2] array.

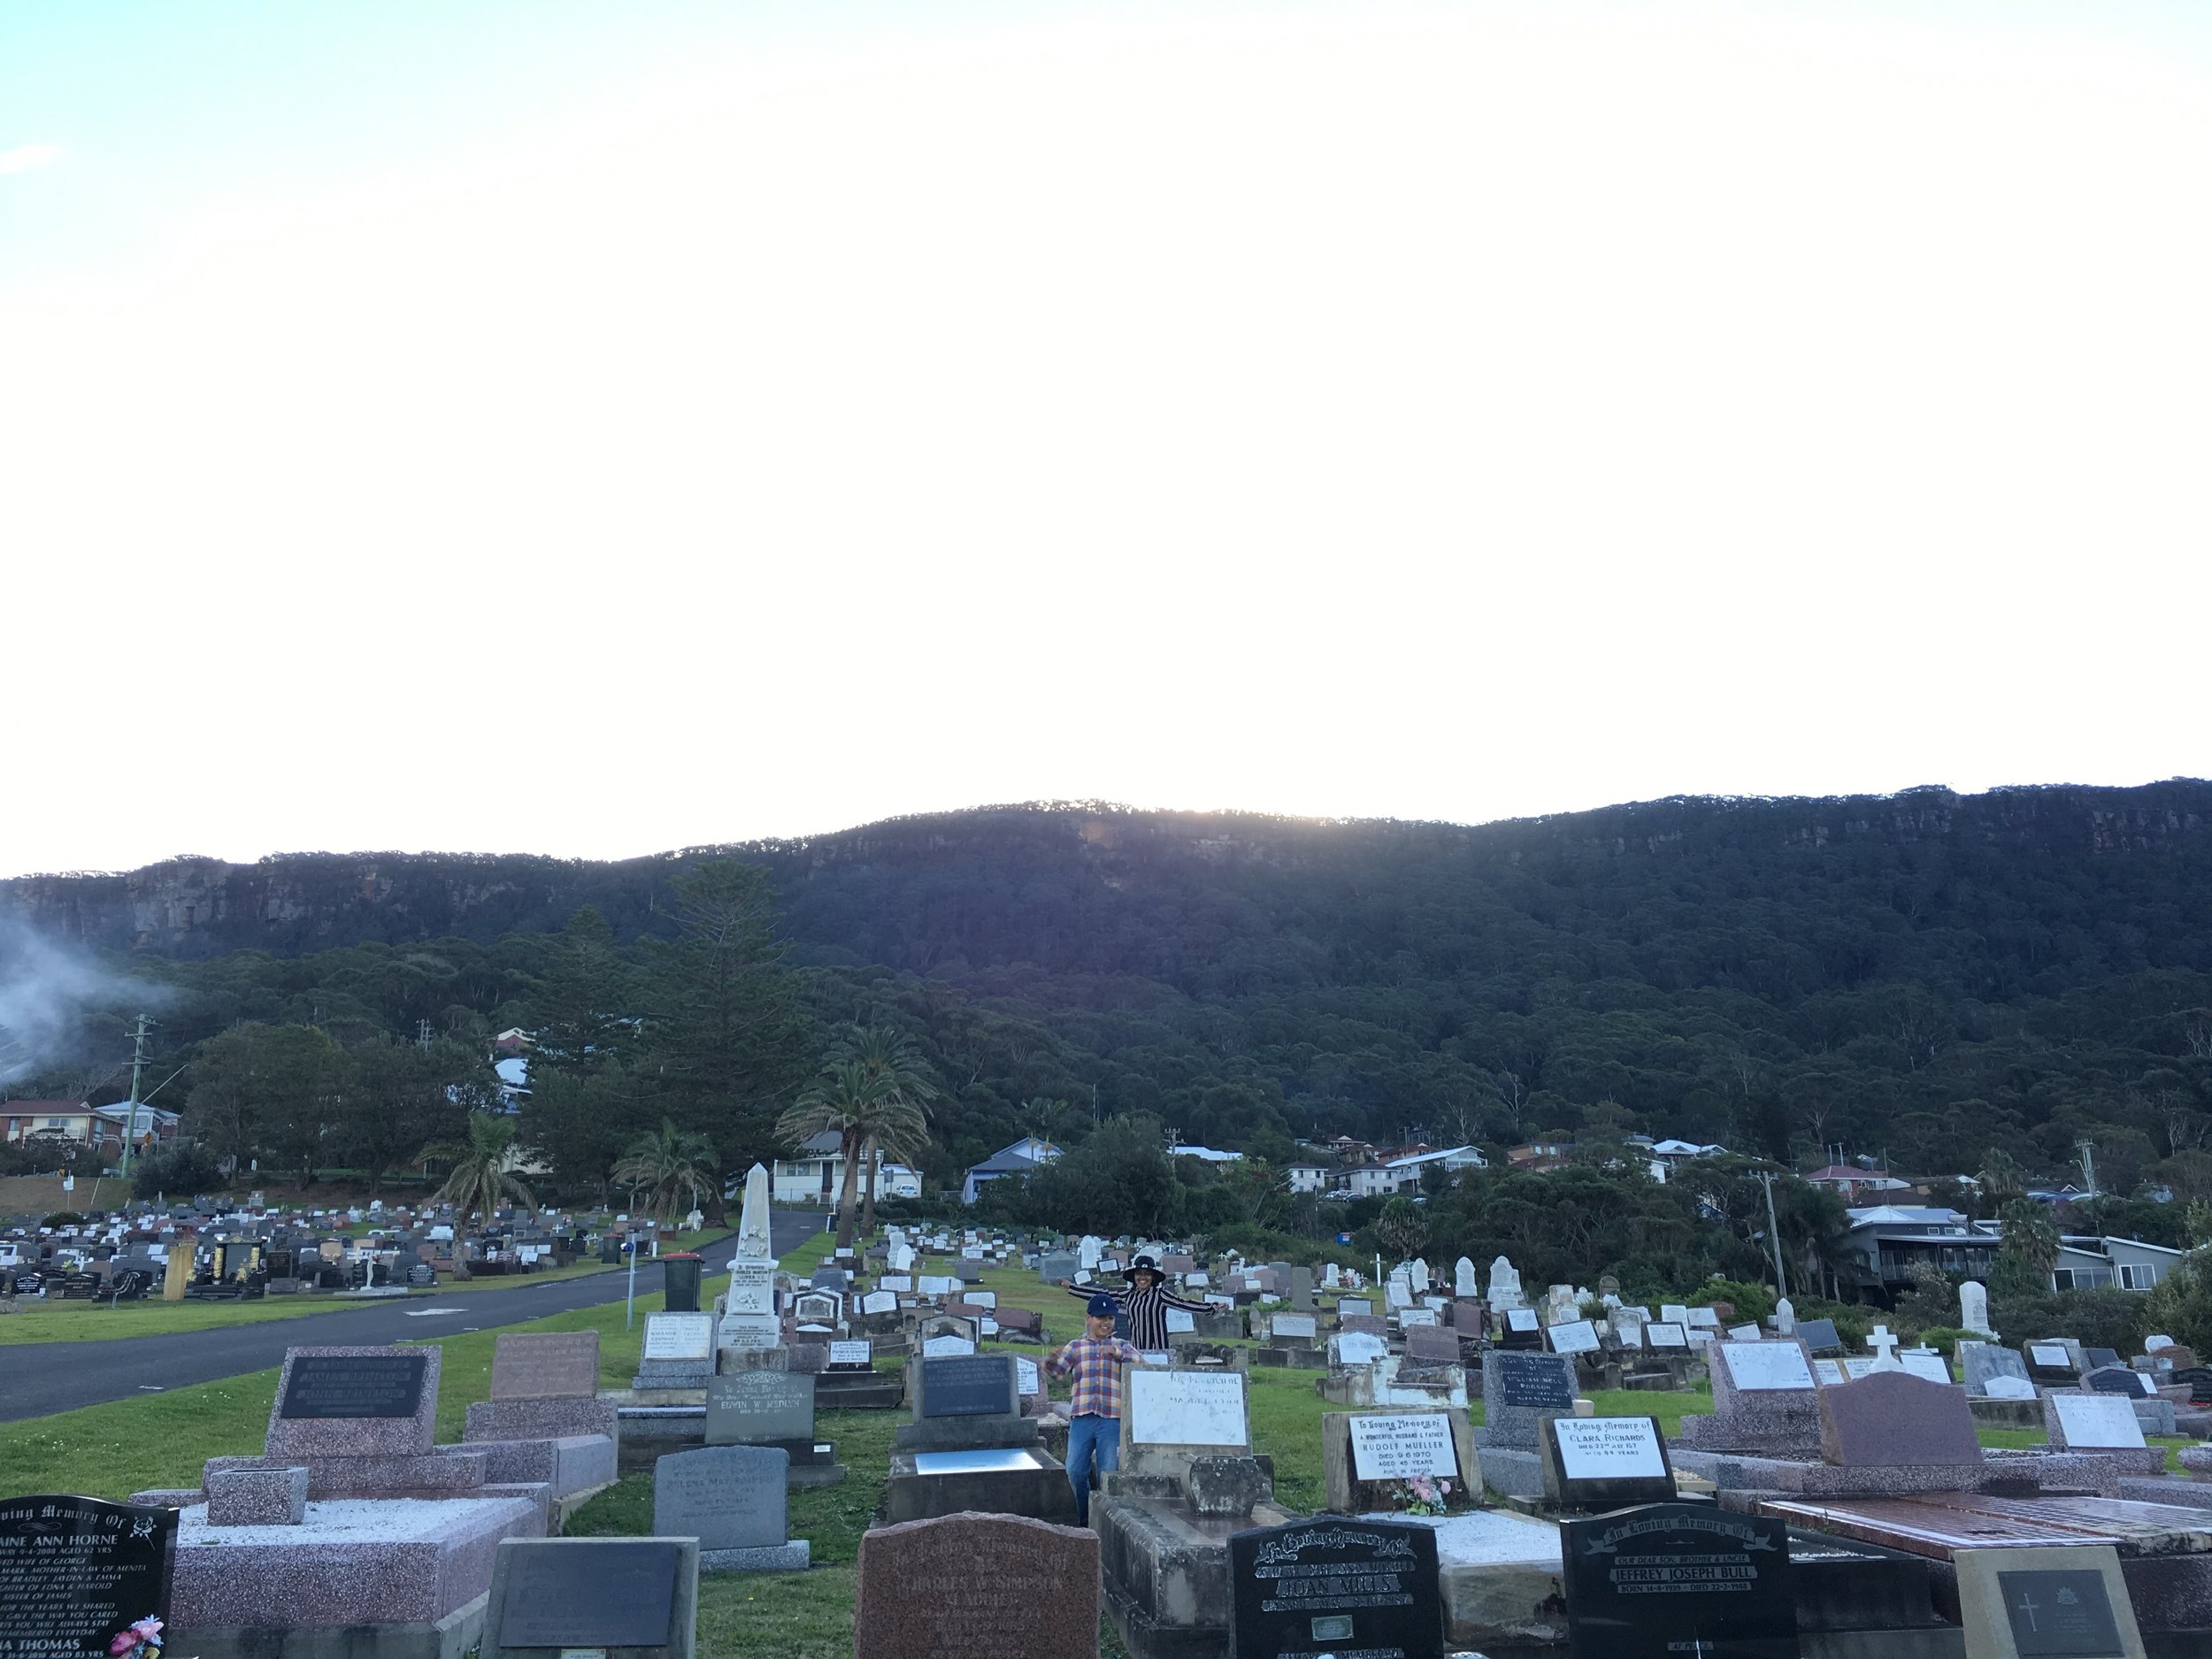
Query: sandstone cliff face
[[3, 783, 2205, 960]]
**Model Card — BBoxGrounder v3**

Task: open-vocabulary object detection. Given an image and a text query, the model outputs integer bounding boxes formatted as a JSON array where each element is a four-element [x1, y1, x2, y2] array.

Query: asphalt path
[[0, 1209, 826, 1425]]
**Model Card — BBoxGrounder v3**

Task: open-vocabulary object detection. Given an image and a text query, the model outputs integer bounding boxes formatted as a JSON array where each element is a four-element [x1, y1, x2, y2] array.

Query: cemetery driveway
[[0, 1209, 823, 1425]]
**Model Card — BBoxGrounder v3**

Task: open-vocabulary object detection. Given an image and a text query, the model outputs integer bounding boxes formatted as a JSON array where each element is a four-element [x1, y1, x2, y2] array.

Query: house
[[2051, 1235, 2185, 1293], [1839, 1204, 2003, 1299], [1507, 1141, 1576, 1171], [960, 1136, 1061, 1205], [1648, 1139, 1725, 1167], [1803, 1164, 1916, 1202], [772, 1132, 923, 1206], [1286, 1163, 1334, 1195], [1333, 1144, 1486, 1198], [1384, 1145, 1486, 1187], [1, 1100, 180, 1157], [1167, 1144, 1243, 1164]]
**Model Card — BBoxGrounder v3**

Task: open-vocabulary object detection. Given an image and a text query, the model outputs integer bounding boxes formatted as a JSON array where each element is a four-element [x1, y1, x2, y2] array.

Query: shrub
[[1701, 1279, 1774, 1324], [1913, 1325, 1971, 1358]]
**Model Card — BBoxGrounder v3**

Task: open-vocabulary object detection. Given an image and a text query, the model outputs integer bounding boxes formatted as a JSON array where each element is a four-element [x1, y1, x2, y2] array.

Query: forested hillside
[[6, 782, 2212, 1202]]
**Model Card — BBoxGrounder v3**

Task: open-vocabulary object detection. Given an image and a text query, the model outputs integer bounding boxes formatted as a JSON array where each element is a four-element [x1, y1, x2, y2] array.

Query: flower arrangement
[[109, 1617, 163, 1657], [1398, 1475, 1453, 1516]]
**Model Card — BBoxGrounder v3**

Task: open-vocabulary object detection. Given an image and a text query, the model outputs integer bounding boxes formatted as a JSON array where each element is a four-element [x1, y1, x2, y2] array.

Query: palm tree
[[611, 1118, 718, 1225], [777, 1059, 930, 1248], [418, 1113, 536, 1225], [829, 1025, 941, 1234]]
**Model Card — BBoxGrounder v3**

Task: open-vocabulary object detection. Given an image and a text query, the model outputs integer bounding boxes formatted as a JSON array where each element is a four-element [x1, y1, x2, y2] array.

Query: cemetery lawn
[[13, 1233, 2183, 1657]]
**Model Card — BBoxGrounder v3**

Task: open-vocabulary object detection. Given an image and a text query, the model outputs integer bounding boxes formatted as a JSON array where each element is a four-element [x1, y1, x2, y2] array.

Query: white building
[[773, 1131, 920, 1205], [1286, 1164, 1334, 1194], [961, 1135, 1062, 1205]]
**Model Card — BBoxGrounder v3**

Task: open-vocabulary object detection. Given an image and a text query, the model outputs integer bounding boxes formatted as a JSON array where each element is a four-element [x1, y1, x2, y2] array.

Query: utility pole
[[1760, 1170, 1789, 1299], [119, 1015, 153, 1179], [418, 1019, 434, 1053]]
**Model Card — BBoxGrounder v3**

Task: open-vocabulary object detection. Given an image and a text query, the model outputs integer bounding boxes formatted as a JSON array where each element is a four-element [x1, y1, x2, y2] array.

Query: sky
[[4, 0, 2208, 879]]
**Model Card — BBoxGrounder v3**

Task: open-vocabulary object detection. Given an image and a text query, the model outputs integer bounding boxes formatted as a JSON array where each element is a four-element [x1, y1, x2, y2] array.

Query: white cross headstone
[[1866, 1325, 1902, 1371]]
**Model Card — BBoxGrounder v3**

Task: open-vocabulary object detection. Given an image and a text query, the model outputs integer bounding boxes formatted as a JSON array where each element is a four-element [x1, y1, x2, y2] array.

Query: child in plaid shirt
[[1048, 1293, 1141, 1525]]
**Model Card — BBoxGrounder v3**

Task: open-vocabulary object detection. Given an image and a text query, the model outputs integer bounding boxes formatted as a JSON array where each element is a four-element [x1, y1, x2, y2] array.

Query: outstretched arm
[[1064, 1282, 1123, 1305], [1160, 1289, 1210, 1312]]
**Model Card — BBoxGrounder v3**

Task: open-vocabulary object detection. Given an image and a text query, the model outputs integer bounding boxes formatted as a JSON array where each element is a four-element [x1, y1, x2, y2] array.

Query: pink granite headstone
[[265, 1345, 439, 1460], [489, 1332, 600, 1402], [1817, 1370, 1983, 1468], [854, 1511, 1097, 1659]]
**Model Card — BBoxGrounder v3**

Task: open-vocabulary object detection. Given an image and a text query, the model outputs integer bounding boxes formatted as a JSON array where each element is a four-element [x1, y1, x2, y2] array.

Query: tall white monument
[[718, 1163, 782, 1356]]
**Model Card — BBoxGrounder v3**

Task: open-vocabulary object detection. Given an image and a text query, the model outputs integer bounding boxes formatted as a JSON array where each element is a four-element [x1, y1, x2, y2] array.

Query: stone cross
[[1866, 1325, 1901, 1369]]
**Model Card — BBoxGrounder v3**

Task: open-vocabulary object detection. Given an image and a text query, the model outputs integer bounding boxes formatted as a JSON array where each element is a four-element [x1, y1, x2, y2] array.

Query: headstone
[[1772, 1297, 1795, 1336], [490, 1331, 600, 1401], [2045, 1394, 2147, 1451], [1962, 1342, 2033, 1398], [1794, 1318, 1842, 1356], [1901, 1350, 1953, 1386], [1404, 1325, 1461, 1364], [267, 1345, 437, 1458], [482, 1536, 698, 1658], [1542, 1415, 1678, 1509], [1486, 1256, 1524, 1311], [1646, 1322, 1688, 1349], [1127, 1368, 1249, 1450], [1337, 1299, 1373, 1321], [1481, 1349, 1578, 1450], [1562, 1502, 1796, 1659], [1347, 1412, 1462, 1484], [2025, 1342, 2079, 1385], [1549, 1319, 1600, 1356], [1331, 1332, 1388, 1368], [1718, 1342, 1816, 1393], [1228, 1517, 1444, 1659], [0, 1495, 177, 1659], [653, 1446, 808, 1569], [705, 1371, 815, 1448], [1819, 1371, 1983, 1468], [1455, 1256, 1478, 1298], [1952, 1544, 2146, 1659], [1960, 1280, 1995, 1337], [853, 1511, 1097, 1659], [2085, 1366, 2154, 1399], [1728, 1324, 1763, 1343]]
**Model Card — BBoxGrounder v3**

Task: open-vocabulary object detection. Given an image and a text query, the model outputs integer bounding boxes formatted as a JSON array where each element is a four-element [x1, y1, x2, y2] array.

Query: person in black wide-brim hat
[[1056, 1253, 1210, 1350]]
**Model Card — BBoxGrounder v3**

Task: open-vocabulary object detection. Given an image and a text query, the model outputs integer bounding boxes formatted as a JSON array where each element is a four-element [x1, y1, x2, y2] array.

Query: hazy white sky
[[4, 0, 2208, 878]]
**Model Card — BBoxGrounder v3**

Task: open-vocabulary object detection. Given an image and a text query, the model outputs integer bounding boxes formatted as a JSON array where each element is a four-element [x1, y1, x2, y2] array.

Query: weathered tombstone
[[0, 1495, 177, 1659], [1404, 1324, 1461, 1364], [482, 1536, 700, 1659], [1952, 1545, 2146, 1659], [488, 1330, 600, 1401], [1959, 1280, 1995, 1337], [2043, 1394, 2148, 1452], [854, 1511, 1097, 1659], [1900, 1350, 1953, 1386], [1541, 1414, 1678, 1509], [1677, 1339, 1820, 1454], [1227, 1517, 1443, 1659], [266, 1344, 437, 1460], [1549, 1318, 1601, 1357], [653, 1445, 808, 1571], [1479, 1349, 1578, 1450], [1455, 1256, 1479, 1298], [2024, 1341, 2081, 1386], [706, 1370, 816, 1448], [1962, 1341, 2034, 1398], [1646, 1321, 1688, 1351], [1322, 1409, 1475, 1512]]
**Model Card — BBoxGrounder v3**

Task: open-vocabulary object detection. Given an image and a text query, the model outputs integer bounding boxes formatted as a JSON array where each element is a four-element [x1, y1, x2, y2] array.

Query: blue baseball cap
[[1087, 1294, 1118, 1317]]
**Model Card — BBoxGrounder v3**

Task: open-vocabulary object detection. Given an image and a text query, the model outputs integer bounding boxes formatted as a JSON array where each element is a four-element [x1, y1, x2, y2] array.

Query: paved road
[[0, 1209, 827, 1425]]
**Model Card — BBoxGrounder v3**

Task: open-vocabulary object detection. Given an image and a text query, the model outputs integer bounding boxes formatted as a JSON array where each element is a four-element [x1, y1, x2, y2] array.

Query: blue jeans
[[1065, 1413, 1120, 1525]]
